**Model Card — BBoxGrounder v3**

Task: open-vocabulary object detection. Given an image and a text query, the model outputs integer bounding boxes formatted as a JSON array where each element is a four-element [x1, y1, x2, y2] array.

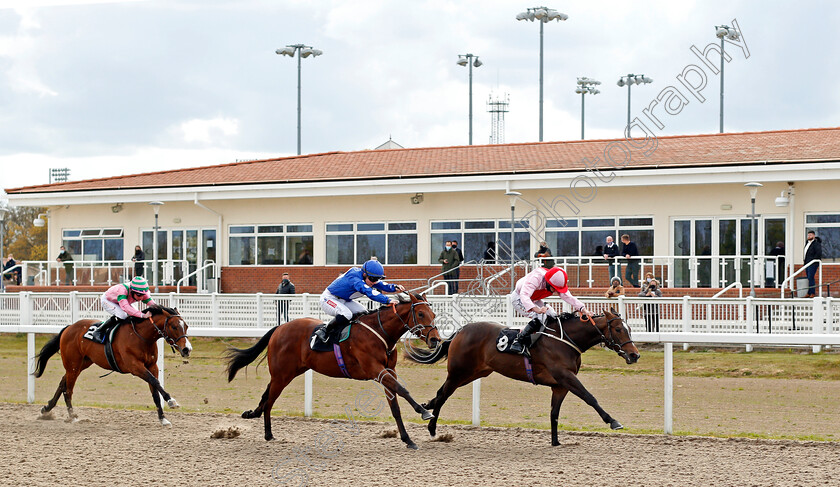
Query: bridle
[[370, 299, 437, 351], [583, 314, 634, 360], [132, 311, 188, 353]]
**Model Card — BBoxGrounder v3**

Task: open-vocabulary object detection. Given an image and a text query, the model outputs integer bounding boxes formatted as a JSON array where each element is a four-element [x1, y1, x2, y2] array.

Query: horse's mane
[[144, 305, 178, 316]]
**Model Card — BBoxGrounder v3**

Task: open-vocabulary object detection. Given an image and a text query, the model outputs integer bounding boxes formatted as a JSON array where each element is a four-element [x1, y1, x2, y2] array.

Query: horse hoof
[[610, 420, 624, 430], [161, 418, 172, 427], [38, 410, 54, 420], [551, 440, 561, 447], [167, 398, 180, 409], [421, 410, 434, 421], [406, 442, 418, 450], [266, 435, 275, 442], [65, 416, 79, 424], [428, 424, 437, 437], [241, 410, 252, 419]]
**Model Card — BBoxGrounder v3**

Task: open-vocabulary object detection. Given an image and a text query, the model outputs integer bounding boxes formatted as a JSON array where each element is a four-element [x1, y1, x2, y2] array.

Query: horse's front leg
[[377, 369, 433, 421], [384, 388, 417, 450], [147, 363, 171, 426], [552, 369, 622, 430], [128, 360, 180, 412]]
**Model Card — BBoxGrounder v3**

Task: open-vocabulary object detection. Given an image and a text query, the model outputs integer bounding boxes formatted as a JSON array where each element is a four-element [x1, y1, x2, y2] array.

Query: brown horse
[[33, 306, 192, 426], [416, 309, 639, 445], [224, 292, 441, 449]]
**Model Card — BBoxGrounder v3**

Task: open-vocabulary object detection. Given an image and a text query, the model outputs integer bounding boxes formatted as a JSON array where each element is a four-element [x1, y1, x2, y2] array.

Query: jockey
[[508, 266, 592, 355], [92, 276, 158, 342], [316, 259, 405, 343]]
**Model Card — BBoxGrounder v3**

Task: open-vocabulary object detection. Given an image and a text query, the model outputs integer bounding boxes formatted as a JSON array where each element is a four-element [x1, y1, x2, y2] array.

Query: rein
[[361, 300, 433, 353], [131, 313, 186, 352], [541, 314, 633, 356]]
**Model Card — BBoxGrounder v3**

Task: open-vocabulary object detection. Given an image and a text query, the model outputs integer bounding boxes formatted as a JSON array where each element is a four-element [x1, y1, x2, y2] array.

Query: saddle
[[495, 324, 546, 355], [83, 321, 124, 373], [308, 322, 353, 352]]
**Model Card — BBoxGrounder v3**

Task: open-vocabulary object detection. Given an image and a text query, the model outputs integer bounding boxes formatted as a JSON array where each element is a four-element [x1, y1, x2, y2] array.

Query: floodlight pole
[[719, 35, 725, 133], [539, 19, 544, 142]]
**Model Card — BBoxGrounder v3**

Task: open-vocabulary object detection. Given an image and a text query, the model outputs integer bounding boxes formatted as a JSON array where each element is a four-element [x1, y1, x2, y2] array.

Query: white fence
[[2, 291, 839, 434]]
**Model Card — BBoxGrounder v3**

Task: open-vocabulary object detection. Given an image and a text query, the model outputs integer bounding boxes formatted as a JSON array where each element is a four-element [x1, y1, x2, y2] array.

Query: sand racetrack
[[1, 402, 837, 487]]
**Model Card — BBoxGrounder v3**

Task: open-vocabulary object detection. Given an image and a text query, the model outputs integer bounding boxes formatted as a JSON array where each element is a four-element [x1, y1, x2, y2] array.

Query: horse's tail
[[404, 332, 456, 365], [33, 327, 66, 378], [224, 326, 278, 382]]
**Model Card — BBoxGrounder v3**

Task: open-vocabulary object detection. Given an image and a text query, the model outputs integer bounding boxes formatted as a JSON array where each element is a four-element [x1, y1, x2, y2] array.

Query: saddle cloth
[[495, 325, 545, 355], [308, 323, 352, 352], [83, 321, 123, 373]]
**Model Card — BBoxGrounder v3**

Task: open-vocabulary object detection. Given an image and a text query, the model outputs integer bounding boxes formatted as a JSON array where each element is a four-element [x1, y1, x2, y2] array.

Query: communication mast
[[487, 93, 509, 144]]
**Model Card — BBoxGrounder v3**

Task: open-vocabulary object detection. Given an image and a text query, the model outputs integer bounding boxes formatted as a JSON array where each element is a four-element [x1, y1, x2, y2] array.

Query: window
[[326, 222, 417, 265], [544, 217, 654, 257], [806, 214, 840, 261], [62, 228, 124, 261], [228, 224, 313, 266], [430, 220, 530, 263]]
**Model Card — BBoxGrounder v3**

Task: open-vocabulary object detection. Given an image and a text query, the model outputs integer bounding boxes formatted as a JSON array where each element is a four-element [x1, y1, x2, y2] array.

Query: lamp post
[[575, 77, 601, 140], [149, 202, 164, 293], [505, 191, 521, 292], [276, 44, 323, 155], [516, 6, 568, 142], [617, 74, 653, 129], [744, 183, 762, 297], [457, 54, 483, 145], [715, 25, 740, 133], [0, 208, 7, 292]]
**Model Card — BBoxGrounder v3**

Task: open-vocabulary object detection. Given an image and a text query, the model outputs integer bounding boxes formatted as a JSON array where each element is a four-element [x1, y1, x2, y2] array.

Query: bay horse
[[224, 292, 441, 449], [33, 306, 192, 426], [416, 309, 639, 445]]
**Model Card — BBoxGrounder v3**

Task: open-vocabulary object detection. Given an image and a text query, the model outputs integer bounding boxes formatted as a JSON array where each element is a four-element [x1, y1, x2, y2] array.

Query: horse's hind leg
[[242, 383, 271, 419], [549, 387, 570, 446], [260, 368, 302, 441], [40, 375, 67, 418]]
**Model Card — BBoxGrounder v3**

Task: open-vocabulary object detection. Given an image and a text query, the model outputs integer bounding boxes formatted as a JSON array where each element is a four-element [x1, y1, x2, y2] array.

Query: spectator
[[276, 272, 296, 323], [483, 241, 496, 264], [639, 278, 662, 332], [535, 240, 554, 269], [131, 245, 145, 278], [438, 241, 461, 295], [605, 276, 624, 298], [451, 240, 464, 294], [803, 231, 822, 298], [297, 248, 313, 265], [621, 234, 640, 287], [768, 241, 785, 288], [56, 245, 74, 285], [3, 253, 21, 285], [640, 272, 655, 293], [603, 236, 619, 280]]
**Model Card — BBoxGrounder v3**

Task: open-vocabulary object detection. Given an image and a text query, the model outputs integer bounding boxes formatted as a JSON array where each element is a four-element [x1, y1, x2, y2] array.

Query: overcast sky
[[0, 0, 838, 196]]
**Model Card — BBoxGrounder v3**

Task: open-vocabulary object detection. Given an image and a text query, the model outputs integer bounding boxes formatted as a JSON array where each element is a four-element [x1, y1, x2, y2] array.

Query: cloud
[[176, 117, 240, 144]]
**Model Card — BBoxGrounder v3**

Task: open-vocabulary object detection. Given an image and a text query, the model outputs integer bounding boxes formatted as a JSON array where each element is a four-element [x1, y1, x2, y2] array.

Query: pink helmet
[[545, 267, 568, 293]]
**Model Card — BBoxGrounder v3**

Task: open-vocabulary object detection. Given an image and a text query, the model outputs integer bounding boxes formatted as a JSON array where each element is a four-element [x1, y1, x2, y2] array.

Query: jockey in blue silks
[[316, 259, 405, 343]]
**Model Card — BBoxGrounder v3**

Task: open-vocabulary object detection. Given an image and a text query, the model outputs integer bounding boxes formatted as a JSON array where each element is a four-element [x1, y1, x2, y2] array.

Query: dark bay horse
[[33, 306, 192, 426], [417, 309, 639, 445], [225, 292, 441, 449]]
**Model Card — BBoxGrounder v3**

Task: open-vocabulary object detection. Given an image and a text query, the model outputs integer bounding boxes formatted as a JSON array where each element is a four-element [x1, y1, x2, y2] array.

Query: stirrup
[[315, 327, 329, 343]]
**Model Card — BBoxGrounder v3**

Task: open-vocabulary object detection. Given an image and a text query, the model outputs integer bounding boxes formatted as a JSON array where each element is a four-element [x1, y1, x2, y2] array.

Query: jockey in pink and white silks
[[316, 260, 405, 343], [92, 276, 158, 342], [507, 266, 592, 355]]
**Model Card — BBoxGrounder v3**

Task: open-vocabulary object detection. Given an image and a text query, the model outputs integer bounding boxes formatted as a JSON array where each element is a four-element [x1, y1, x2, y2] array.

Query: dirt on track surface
[[2, 403, 838, 487]]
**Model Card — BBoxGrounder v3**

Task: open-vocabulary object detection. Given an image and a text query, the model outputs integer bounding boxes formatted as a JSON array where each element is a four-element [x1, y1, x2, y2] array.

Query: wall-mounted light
[[33, 213, 47, 227], [410, 193, 424, 205], [111, 203, 123, 213]]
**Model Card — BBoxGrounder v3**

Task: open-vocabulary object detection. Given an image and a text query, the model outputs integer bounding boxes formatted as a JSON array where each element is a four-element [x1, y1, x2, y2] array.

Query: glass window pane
[[326, 223, 353, 232], [765, 218, 785, 254], [431, 221, 461, 230], [102, 228, 123, 236], [287, 224, 313, 233], [203, 230, 216, 270], [64, 240, 82, 256], [807, 227, 839, 259], [104, 239, 123, 260], [582, 231, 608, 257], [357, 223, 385, 232], [546, 231, 579, 257], [388, 222, 416, 231], [719, 219, 737, 256], [172, 231, 184, 261], [621, 229, 653, 256], [326, 235, 354, 265], [547, 219, 577, 228], [464, 232, 495, 262], [431, 232, 462, 262], [740, 219, 755, 255], [258, 225, 284, 234], [582, 218, 614, 227], [288, 235, 314, 265], [257, 236, 284, 265], [619, 218, 653, 226], [806, 214, 840, 224], [387, 234, 417, 264], [63, 230, 81, 238], [81, 229, 101, 236], [695, 220, 713, 255], [229, 236, 255, 265], [230, 226, 254, 234], [357, 234, 386, 263], [82, 239, 103, 261], [156, 231, 167, 260], [186, 230, 198, 265], [465, 221, 495, 229], [673, 220, 691, 256], [497, 231, 530, 262], [498, 220, 529, 229]]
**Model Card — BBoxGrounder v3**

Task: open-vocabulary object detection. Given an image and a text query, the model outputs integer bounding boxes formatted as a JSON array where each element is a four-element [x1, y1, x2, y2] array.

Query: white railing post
[[302, 293, 313, 417], [27, 332, 35, 403], [70, 291, 79, 324], [617, 295, 626, 320], [682, 296, 691, 351], [169, 291, 178, 311], [20, 291, 32, 326], [812, 297, 825, 354], [211, 293, 219, 328], [256, 293, 264, 328], [664, 342, 673, 434], [745, 296, 754, 334], [472, 379, 481, 426]]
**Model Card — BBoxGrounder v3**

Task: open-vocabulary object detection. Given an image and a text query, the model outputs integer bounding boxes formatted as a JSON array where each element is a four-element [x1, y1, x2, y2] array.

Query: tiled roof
[[6, 127, 840, 194]]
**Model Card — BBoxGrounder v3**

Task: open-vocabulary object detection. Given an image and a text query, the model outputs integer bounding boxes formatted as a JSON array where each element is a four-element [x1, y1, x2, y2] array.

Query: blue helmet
[[362, 259, 385, 280]]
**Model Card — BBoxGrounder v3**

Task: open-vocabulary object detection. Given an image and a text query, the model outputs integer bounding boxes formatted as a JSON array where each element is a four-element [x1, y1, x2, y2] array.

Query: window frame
[[227, 223, 314, 266], [325, 221, 418, 265]]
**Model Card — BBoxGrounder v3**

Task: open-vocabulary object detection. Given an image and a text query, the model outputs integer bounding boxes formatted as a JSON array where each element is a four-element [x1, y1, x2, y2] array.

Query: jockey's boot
[[92, 315, 120, 343], [509, 318, 542, 356], [315, 314, 349, 344]]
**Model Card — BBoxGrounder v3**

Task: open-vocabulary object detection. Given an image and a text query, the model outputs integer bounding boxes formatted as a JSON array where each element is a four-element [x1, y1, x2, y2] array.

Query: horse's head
[[146, 306, 192, 358], [592, 308, 639, 365], [394, 292, 441, 349]]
